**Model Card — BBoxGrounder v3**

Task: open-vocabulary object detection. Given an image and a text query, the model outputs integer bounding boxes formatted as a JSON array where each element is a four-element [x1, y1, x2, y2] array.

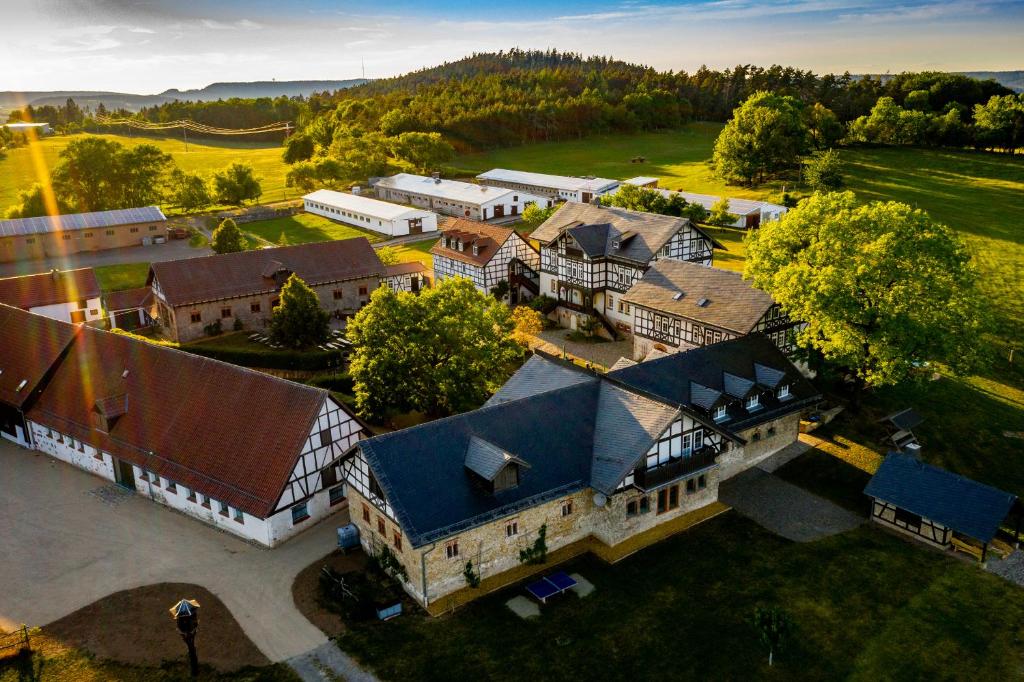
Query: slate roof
[[0, 206, 165, 238], [0, 304, 79, 408], [360, 340, 817, 547], [531, 202, 722, 263], [609, 334, 820, 431], [623, 259, 775, 334], [484, 354, 594, 407], [0, 268, 101, 310], [465, 436, 529, 481], [429, 218, 517, 267], [149, 238, 383, 307], [26, 325, 332, 518], [865, 454, 1017, 543]]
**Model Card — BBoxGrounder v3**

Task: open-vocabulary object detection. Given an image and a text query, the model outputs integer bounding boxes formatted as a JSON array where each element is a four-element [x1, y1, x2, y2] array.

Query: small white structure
[[303, 189, 437, 237], [2, 122, 52, 135], [0, 268, 103, 324], [621, 178, 788, 229], [372, 173, 546, 222], [476, 169, 620, 204]]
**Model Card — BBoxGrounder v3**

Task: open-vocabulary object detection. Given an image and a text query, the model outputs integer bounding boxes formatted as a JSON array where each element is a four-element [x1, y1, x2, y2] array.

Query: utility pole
[[183, 124, 188, 153]]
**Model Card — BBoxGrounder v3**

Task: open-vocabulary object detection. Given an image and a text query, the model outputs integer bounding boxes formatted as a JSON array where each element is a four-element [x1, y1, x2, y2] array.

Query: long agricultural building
[[373, 173, 546, 222], [303, 189, 438, 237], [623, 178, 787, 228], [0, 206, 167, 263], [476, 169, 619, 204], [0, 304, 365, 546]]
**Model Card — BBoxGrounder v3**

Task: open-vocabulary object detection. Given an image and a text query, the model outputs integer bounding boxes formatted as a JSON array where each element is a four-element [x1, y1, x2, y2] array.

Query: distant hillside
[[960, 71, 1024, 92], [0, 79, 367, 113]]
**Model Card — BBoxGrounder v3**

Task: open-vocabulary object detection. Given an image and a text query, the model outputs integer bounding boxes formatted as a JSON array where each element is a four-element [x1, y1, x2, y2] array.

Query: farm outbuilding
[[864, 453, 1019, 560], [372, 173, 546, 223], [303, 189, 438, 237]]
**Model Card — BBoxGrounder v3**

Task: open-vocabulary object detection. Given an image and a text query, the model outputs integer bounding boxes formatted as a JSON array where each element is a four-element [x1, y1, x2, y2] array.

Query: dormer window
[[745, 394, 761, 411], [713, 405, 728, 421], [472, 243, 480, 256], [777, 384, 791, 399]]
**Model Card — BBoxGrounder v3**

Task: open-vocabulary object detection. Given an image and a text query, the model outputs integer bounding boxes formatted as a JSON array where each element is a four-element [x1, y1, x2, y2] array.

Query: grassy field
[[0, 132, 292, 213], [241, 213, 385, 247], [390, 237, 438, 268], [339, 513, 1024, 681], [458, 126, 1024, 493], [93, 262, 150, 292]]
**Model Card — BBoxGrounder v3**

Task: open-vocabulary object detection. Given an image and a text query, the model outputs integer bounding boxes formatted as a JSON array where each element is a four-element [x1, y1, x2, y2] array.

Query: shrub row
[[308, 373, 355, 394], [184, 344, 345, 371]]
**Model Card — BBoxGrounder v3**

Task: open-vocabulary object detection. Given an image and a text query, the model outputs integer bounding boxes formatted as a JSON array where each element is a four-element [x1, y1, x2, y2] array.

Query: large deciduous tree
[[212, 163, 262, 205], [347, 278, 520, 419], [269, 273, 331, 349], [49, 138, 173, 213], [390, 131, 455, 172], [169, 169, 212, 211], [712, 91, 807, 185], [803, 149, 844, 192], [973, 94, 1024, 153], [744, 191, 984, 394]]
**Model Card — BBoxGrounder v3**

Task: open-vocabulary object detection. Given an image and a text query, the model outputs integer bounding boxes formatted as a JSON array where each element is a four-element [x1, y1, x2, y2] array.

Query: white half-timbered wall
[[274, 396, 363, 513], [434, 232, 539, 295], [615, 415, 724, 490], [341, 449, 396, 520]]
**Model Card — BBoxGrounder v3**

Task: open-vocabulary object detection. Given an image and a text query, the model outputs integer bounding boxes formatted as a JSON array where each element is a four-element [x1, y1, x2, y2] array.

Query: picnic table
[[526, 571, 577, 604]]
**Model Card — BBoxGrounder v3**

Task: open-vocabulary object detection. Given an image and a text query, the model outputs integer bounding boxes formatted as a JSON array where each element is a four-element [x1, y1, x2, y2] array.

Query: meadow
[[0, 132, 294, 213]]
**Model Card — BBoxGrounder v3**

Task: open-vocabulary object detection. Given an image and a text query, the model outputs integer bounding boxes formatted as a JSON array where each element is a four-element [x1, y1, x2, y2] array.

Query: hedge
[[308, 373, 354, 394], [184, 344, 345, 371]]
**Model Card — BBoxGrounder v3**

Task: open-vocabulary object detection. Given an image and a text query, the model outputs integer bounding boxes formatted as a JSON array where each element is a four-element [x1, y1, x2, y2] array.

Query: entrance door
[[581, 192, 592, 203], [408, 218, 423, 235], [493, 205, 505, 219], [410, 275, 420, 293], [115, 459, 135, 489]]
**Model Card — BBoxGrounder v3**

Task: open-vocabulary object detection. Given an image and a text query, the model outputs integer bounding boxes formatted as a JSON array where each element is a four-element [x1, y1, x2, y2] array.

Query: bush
[[203, 319, 223, 337], [528, 294, 558, 315], [319, 565, 404, 622], [184, 344, 345, 371], [519, 524, 548, 565], [309, 372, 354, 393]]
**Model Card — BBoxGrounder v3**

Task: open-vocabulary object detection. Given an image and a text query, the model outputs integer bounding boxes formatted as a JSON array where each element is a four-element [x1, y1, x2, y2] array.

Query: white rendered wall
[[29, 296, 103, 324]]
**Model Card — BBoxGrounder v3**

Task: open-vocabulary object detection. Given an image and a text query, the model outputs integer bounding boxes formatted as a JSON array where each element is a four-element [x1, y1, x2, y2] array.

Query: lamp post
[[169, 598, 201, 678]]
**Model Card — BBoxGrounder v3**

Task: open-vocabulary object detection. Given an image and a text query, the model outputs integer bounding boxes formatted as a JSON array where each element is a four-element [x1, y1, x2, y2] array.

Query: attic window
[[472, 244, 480, 256], [696, 298, 709, 307], [777, 384, 791, 399], [713, 405, 728, 421], [745, 394, 761, 411], [672, 292, 685, 301], [611, 240, 620, 249]]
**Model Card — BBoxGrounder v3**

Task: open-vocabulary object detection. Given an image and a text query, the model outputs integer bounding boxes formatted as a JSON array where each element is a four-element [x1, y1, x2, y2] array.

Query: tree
[[269, 273, 331, 349], [490, 279, 510, 301], [347, 278, 520, 419], [707, 197, 736, 226], [210, 218, 245, 254], [49, 137, 172, 213], [6, 183, 71, 219], [752, 606, 791, 667], [607, 183, 670, 214], [805, 103, 844, 149], [511, 305, 543, 347], [375, 245, 400, 266], [713, 91, 807, 185], [521, 203, 556, 229], [169, 169, 212, 211], [973, 94, 1024, 152], [390, 131, 455, 173], [212, 163, 262, 205], [282, 133, 315, 163], [803, 149, 843, 192], [745, 192, 984, 396]]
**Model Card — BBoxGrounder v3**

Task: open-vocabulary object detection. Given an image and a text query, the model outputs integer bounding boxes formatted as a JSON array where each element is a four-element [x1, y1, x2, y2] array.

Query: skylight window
[[696, 298, 709, 307], [16, 379, 27, 392], [672, 291, 685, 301]]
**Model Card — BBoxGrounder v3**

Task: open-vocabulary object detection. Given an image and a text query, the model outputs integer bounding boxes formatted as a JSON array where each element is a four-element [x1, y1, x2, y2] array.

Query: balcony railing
[[633, 447, 718, 491]]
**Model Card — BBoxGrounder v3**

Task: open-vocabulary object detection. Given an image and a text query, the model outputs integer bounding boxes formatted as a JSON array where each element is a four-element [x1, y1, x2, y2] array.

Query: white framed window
[[745, 394, 760, 410], [713, 405, 728, 421], [777, 384, 790, 399]]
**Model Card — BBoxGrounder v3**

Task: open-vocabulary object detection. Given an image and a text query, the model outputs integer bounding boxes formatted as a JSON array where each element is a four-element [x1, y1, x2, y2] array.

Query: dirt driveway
[[0, 440, 345, 662]]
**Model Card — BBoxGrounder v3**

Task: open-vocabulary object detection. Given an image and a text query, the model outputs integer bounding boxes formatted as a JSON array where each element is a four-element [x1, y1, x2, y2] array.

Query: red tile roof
[[384, 262, 427, 276], [26, 326, 335, 518], [103, 287, 153, 312], [0, 268, 100, 310], [0, 304, 80, 408], [149, 239, 384, 307], [429, 218, 515, 267]]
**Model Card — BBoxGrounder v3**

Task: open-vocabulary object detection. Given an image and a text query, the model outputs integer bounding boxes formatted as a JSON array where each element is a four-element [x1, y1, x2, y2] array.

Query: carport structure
[[864, 453, 1020, 561]]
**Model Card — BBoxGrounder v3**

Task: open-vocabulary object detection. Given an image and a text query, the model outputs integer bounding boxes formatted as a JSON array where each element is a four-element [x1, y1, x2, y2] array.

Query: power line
[[94, 115, 293, 136]]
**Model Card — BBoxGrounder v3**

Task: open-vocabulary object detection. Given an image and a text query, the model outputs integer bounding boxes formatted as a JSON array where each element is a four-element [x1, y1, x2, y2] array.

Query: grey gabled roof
[[865, 454, 1016, 543], [484, 354, 594, 407], [754, 363, 787, 389], [723, 372, 756, 398], [566, 223, 612, 257], [689, 382, 723, 410], [464, 436, 529, 481], [591, 383, 679, 494]]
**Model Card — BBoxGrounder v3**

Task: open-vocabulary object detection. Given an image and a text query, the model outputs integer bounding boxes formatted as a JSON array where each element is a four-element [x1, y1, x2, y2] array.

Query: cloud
[[201, 18, 263, 30]]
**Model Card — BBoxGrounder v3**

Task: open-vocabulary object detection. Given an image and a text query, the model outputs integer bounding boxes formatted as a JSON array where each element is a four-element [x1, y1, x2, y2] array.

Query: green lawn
[[93, 262, 150, 292], [390, 237, 438, 268], [338, 513, 1024, 681], [242, 213, 385, 247], [0, 132, 293, 214]]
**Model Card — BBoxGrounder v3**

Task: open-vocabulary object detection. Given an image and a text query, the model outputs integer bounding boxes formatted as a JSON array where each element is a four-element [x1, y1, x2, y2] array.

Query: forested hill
[[293, 49, 1013, 151]]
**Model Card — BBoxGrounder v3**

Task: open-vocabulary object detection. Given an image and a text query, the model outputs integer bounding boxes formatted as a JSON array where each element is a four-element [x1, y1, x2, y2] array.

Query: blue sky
[[2, 0, 1022, 92]]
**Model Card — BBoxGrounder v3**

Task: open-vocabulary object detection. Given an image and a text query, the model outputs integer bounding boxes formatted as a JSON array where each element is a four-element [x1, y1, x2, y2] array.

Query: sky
[[1, 0, 1022, 92]]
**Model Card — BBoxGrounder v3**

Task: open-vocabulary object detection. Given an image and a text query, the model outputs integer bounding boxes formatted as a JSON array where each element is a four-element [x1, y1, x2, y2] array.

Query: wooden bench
[[951, 536, 984, 561]]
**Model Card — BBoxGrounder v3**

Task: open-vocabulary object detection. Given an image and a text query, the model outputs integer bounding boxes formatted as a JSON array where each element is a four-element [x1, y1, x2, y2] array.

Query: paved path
[[0, 240, 210, 278], [531, 329, 633, 371], [288, 641, 380, 682], [719, 467, 863, 542], [987, 550, 1024, 587], [0, 441, 342, 662]]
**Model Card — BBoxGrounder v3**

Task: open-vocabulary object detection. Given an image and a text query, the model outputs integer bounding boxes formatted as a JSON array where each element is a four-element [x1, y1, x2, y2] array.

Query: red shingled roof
[[384, 262, 426, 276], [149, 239, 384, 307], [0, 304, 80, 408], [430, 218, 515, 267], [26, 326, 331, 518], [0, 268, 100, 310], [104, 286, 152, 312]]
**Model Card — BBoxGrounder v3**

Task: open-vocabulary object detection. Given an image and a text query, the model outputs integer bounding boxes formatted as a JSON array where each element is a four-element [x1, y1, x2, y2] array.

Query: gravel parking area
[[719, 467, 863, 542], [532, 329, 632, 370]]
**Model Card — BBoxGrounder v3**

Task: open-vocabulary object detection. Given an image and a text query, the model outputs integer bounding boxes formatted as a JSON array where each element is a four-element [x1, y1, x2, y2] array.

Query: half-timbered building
[[531, 202, 720, 338], [382, 262, 430, 293], [430, 218, 541, 302], [342, 335, 817, 610], [624, 259, 802, 359], [4, 307, 365, 546]]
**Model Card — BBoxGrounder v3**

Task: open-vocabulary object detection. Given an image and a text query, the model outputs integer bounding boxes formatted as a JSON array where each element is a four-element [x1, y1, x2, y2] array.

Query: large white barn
[[372, 173, 546, 223], [622, 178, 788, 229], [303, 189, 438, 237], [476, 169, 620, 204]]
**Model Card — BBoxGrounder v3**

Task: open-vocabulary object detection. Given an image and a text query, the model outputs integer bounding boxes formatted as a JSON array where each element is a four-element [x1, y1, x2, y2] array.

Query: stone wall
[[717, 412, 801, 480]]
